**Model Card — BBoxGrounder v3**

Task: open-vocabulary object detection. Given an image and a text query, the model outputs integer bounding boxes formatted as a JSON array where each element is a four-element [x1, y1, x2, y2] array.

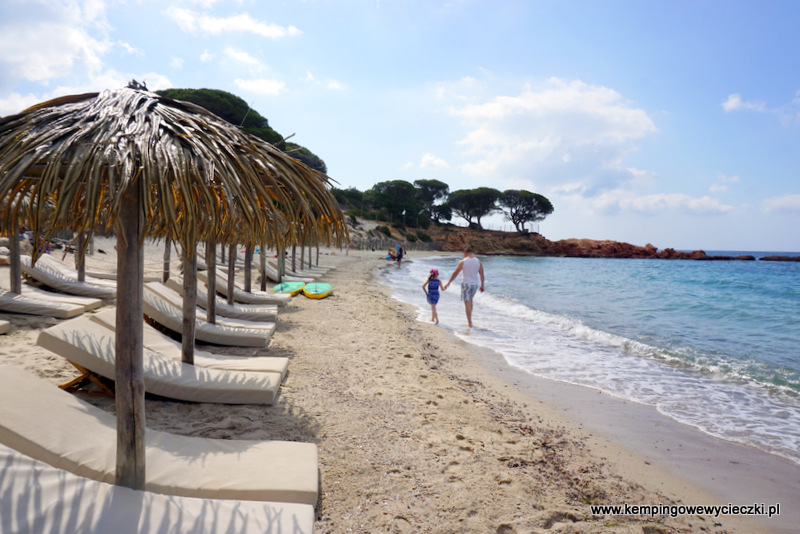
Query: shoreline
[[378, 250, 799, 533], [0, 247, 796, 532]]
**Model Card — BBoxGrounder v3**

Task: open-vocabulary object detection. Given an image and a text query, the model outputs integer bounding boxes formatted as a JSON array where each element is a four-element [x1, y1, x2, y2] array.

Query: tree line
[[332, 179, 554, 234]]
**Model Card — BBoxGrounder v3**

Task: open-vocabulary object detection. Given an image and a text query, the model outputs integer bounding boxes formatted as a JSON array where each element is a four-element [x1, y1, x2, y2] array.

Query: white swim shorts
[[460, 283, 479, 301]]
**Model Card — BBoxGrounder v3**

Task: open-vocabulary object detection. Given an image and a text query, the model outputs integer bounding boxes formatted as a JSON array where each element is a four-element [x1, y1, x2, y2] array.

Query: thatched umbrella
[[0, 84, 346, 489]]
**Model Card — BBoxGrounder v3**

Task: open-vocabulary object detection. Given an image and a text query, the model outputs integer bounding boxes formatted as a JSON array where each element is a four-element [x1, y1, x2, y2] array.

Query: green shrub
[[405, 232, 418, 243], [377, 225, 392, 237], [416, 230, 432, 242]]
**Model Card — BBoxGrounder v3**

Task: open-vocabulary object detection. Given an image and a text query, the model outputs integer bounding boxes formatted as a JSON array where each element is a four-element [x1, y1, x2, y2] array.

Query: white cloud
[[0, 93, 45, 116], [709, 172, 741, 193], [559, 189, 733, 218], [171, 57, 184, 69], [224, 47, 261, 66], [763, 194, 800, 213], [0, 1, 111, 84], [722, 93, 767, 112], [0, 70, 173, 116], [420, 153, 449, 169], [233, 78, 286, 96], [302, 71, 347, 90], [450, 77, 657, 195], [117, 42, 142, 56], [621, 193, 733, 214], [165, 8, 301, 38], [200, 50, 215, 62]]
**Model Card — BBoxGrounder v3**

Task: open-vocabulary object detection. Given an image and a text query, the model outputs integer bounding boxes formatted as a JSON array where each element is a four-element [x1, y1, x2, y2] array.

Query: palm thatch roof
[[0, 85, 347, 256]]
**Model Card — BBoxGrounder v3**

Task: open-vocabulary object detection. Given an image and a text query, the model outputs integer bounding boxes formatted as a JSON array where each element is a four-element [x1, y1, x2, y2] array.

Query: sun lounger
[[265, 260, 324, 280], [0, 288, 84, 319], [0, 276, 102, 312], [165, 277, 278, 321], [20, 255, 116, 299], [0, 320, 9, 334], [257, 260, 315, 283], [85, 268, 162, 282], [36, 318, 282, 404], [90, 308, 289, 380], [143, 282, 273, 347], [0, 443, 314, 534], [146, 282, 276, 332], [197, 270, 292, 306], [0, 364, 319, 505]]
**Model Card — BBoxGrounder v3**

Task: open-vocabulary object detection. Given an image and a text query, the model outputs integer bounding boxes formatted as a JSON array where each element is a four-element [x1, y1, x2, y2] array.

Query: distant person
[[395, 243, 404, 268], [443, 248, 484, 328], [422, 268, 445, 324]]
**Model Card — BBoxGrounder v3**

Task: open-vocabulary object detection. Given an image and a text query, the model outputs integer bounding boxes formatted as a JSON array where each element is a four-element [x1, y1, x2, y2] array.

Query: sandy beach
[[1, 245, 797, 533]]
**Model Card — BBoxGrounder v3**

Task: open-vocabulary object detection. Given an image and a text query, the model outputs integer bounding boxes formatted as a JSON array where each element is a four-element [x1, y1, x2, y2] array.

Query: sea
[[381, 251, 800, 465]]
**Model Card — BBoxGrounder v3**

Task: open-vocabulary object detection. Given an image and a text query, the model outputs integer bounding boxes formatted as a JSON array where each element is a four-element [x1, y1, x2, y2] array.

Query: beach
[[1, 247, 797, 533]]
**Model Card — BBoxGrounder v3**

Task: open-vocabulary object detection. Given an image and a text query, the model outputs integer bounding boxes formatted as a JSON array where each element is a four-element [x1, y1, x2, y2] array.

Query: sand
[[1, 244, 796, 533]]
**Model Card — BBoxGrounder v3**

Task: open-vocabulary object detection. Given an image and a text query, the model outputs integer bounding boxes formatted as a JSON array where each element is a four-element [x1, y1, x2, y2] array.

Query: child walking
[[422, 268, 444, 324]]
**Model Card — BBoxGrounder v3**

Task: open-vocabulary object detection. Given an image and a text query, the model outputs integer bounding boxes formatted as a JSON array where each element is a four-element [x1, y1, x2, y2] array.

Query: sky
[[1, 0, 799, 252]]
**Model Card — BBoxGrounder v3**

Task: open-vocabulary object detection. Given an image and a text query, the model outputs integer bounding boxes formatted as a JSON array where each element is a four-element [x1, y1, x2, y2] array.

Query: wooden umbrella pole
[[162, 237, 171, 283], [115, 184, 146, 490], [244, 243, 253, 293], [181, 242, 197, 365], [227, 243, 236, 306], [8, 220, 21, 294], [205, 237, 217, 324], [291, 245, 296, 273], [76, 232, 86, 282], [259, 241, 267, 291]]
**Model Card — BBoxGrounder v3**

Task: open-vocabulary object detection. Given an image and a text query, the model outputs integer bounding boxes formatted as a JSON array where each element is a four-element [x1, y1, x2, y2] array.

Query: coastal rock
[[357, 218, 765, 260], [760, 255, 800, 262]]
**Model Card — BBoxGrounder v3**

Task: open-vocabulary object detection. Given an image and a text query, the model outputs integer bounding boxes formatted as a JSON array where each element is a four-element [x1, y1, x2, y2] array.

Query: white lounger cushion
[[0, 364, 318, 504], [259, 261, 315, 283], [146, 282, 276, 333], [0, 320, 9, 334], [0, 288, 84, 319], [0, 443, 314, 534], [90, 308, 289, 379], [37, 317, 282, 405], [165, 277, 278, 321], [0, 277, 103, 312], [265, 260, 322, 280], [198, 270, 292, 306], [21, 255, 116, 299], [143, 283, 271, 348]]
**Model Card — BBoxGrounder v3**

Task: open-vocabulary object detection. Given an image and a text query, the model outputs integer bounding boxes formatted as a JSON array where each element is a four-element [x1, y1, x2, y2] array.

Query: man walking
[[443, 248, 484, 328]]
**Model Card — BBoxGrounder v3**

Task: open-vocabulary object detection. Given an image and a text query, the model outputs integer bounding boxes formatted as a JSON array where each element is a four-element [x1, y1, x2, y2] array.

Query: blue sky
[[2, 0, 799, 251]]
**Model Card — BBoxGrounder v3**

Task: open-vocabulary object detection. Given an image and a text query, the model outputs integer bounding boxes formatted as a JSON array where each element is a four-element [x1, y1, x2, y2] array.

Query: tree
[[414, 179, 449, 223], [284, 142, 327, 174], [499, 190, 554, 233], [331, 187, 364, 209], [364, 180, 421, 224], [447, 187, 501, 229], [156, 88, 328, 174]]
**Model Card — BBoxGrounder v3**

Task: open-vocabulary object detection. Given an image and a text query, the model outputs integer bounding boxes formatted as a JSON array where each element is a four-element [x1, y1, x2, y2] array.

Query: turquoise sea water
[[381, 252, 800, 464]]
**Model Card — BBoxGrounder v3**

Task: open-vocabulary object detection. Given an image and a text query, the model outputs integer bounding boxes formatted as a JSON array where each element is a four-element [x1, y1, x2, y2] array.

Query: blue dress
[[426, 279, 440, 305]]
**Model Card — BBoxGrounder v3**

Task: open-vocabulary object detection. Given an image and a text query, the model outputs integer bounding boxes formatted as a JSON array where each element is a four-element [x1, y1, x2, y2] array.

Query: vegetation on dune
[[155, 88, 327, 174]]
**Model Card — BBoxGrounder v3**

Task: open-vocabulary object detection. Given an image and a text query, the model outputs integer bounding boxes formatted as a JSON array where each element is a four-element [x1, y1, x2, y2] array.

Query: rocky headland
[[358, 222, 773, 260]]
